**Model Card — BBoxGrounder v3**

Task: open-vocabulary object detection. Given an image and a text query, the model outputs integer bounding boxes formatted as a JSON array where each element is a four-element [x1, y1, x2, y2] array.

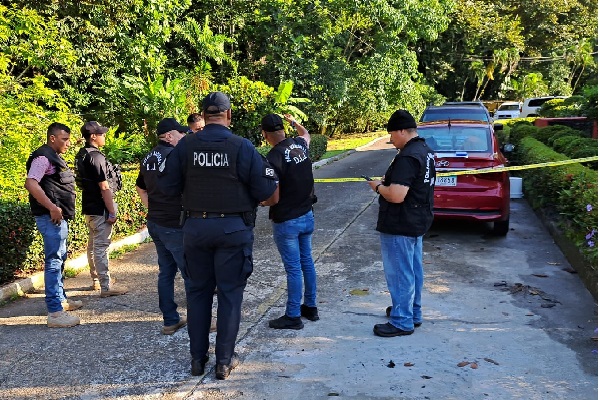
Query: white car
[[495, 101, 521, 119], [519, 96, 567, 118]]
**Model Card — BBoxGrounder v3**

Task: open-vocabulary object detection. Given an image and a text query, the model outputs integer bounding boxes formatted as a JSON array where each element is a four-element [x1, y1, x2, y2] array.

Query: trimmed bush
[[533, 125, 583, 146], [308, 134, 328, 161], [552, 135, 586, 154], [517, 137, 597, 277]]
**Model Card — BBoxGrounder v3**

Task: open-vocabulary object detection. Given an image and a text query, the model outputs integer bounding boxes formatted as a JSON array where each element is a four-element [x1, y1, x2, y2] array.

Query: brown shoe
[[161, 316, 187, 335], [100, 284, 128, 298], [61, 299, 83, 311], [215, 353, 240, 380], [90, 277, 116, 291], [47, 311, 80, 328]]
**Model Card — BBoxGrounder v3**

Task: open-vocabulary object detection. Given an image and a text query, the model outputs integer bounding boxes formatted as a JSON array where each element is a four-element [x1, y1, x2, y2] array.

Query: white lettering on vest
[[193, 152, 230, 167]]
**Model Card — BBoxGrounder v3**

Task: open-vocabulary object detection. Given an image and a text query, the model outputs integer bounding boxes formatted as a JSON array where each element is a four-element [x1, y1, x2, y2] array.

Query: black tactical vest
[[182, 134, 255, 213], [25, 144, 76, 220], [376, 137, 435, 237], [139, 142, 182, 227]]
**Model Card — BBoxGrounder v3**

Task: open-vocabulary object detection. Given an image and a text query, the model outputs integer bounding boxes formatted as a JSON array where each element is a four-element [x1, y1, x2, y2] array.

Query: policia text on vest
[[193, 151, 229, 167]]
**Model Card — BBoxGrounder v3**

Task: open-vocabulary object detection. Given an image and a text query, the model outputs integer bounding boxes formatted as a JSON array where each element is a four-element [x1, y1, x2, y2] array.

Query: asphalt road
[[0, 137, 597, 399]]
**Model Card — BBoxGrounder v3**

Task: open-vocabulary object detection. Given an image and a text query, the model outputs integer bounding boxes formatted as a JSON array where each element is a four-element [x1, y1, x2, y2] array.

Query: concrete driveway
[[0, 137, 597, 399]]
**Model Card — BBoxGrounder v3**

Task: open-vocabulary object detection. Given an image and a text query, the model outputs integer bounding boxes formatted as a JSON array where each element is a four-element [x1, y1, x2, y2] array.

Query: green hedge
[[516, 137, 598, 272], [0, 171, 146, 284], [308, 134, 328, 161]]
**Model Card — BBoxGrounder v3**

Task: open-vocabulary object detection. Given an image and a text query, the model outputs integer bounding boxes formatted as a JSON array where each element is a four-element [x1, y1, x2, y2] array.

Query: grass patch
[[109, 243, 140, 260], [64, 267, 78, 278], [322, 131, 387, 159]]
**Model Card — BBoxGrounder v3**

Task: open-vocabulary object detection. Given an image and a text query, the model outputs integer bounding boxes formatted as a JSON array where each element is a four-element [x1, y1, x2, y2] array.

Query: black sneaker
[[373, 322, 414, 337], [268, 315, 304, 330], [300, 304, 319, 321], [191, 354, 209, 376], [385, 306, 422, 327], [216, 353, 240, 380]]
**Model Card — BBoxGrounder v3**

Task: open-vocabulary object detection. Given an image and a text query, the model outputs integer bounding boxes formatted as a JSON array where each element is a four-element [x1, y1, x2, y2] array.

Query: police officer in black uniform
[[160, 92, 279, 380], [135, 118, 190, 335]]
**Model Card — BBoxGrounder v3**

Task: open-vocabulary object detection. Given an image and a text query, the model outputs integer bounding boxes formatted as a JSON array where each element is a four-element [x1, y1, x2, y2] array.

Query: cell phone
[[361, 175, 373, 181]]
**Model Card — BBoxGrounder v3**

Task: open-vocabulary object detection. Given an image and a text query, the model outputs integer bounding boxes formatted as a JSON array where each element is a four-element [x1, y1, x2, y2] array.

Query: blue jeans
[[272, 210, 317, 318], [380, 233, 423, 331], [35, 215, 68, 313], [147, 220, 189, 326]]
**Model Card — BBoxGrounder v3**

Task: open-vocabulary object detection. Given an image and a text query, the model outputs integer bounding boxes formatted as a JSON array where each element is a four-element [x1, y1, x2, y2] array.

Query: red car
[[418, 120, 510, 235]]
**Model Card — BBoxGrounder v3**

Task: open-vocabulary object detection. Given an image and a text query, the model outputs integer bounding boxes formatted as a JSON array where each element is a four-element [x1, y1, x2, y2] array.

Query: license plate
[[436, 176, 457, 186]]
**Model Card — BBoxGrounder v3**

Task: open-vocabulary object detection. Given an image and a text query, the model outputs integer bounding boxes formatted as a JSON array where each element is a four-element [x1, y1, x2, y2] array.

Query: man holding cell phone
[[366, 110, 435, 338]]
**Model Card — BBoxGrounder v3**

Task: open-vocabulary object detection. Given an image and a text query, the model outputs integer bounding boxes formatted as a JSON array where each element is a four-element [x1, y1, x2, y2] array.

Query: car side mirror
[[503, 143, 515, 153], [494, 123, 503, 131]]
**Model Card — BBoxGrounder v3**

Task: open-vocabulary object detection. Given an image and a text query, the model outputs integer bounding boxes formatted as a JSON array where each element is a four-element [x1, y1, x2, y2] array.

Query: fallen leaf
[[547, 262, 561, 265], [484, 358, 499, 365], [532, 273, 548, 278], [349, 288, 369, 296], [421, 375, 432, 379], [541, 303, 556, 308], [493, 281, 507, 287], [502, 312, 509, 316], [457, 361, 470, 367], [404, 362, 415, 367], [526, 313, 534, 316], [562, 267, 577, 274], [387, 360, 395, 368], [470, 362, 478, 369]]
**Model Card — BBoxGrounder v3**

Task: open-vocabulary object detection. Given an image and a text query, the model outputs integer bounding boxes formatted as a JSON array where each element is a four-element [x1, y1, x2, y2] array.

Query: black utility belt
[[187, 211, 243, 219]]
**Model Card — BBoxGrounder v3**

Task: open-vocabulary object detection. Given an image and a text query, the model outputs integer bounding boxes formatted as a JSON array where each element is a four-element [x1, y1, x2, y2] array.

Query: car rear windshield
[[421, 108, 489, 122], [419, 126, 491, 153], [498, 104, 519, 111]]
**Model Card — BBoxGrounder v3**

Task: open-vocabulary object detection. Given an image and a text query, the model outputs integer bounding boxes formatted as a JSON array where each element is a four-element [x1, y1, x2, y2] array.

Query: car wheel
[[492, 217, 510, 236]]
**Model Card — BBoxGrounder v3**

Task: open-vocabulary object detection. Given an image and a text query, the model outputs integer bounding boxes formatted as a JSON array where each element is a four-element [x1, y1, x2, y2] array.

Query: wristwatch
[[375, 184, 382, 194]]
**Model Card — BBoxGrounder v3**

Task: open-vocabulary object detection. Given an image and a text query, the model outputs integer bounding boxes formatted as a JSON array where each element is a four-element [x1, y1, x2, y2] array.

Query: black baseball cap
[[202, 92, 231, 114], [156, 118, 188, 136], [81, 121, 108, 137], [261, 114, 284, 132]]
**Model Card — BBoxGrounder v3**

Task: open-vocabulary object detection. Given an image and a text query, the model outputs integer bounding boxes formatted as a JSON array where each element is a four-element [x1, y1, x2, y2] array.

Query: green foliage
[[532, 125, 583, 146], [0, 200, 38, 283], [121, 74, 190, 135], [552, 135, 584, 154], [539, 96, 586, 118], [102, 127, 150, 165], [308, 134, 328, 161], [509, 124, 539, 152], [0, 5, 82, 198], [580, 85, 598, 120], [517, 137, 597, 270], [217, 76, 275, 146]]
